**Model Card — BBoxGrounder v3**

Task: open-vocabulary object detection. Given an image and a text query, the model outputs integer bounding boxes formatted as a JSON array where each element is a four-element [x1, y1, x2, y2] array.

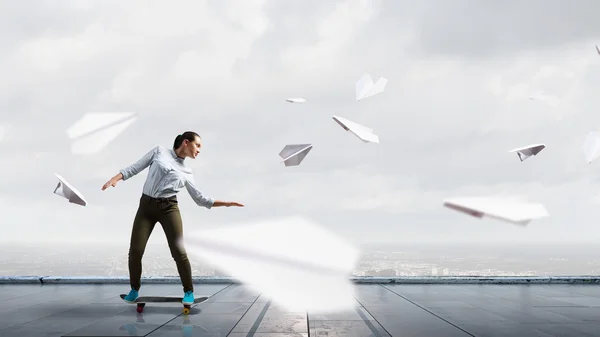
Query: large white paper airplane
[[355, 73, 387, 101], [66, 112, 138, 155], [583, 131, 600, 164], [182, 216, 359, 312], [286, 97, 306, 103], [332, 115, 379, 143], [596, 45, 600, 55], [53, 173, 87, 206], [509, 143, 545, 162], [443, 196, 548, 226], [279, 144, 312, 166]]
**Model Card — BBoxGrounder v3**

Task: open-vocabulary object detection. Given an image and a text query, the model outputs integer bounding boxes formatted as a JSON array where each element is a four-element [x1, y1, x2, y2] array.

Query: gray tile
[[368, 315, 473, 337], [309, 320, 391, 337], [425, 307, 510, 323], [417, 300, 478, 309], [529, 323, 600, 337], [231, 312, 308, 333], [541, 307, 600, 321], [229, 333, 308, 337], [203, 284, 260, 303], [547, 296, 600, 307], [0, 284, 54, 301], [63, 312, 180, 336], [0, 288, 120, 330], [481, 306, 581, 324], [308, 306, 375, 321], [0, 316, 105, 337], [566, 286, 600, 297], [458, 323, 557, 337], [146, 314, 246, 336], [194, 302, 254, 314]]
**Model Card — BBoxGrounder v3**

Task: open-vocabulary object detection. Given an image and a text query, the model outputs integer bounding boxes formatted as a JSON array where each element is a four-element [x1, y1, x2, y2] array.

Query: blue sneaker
[[182, 291, 194, 305], [123, 289, 139, 303]]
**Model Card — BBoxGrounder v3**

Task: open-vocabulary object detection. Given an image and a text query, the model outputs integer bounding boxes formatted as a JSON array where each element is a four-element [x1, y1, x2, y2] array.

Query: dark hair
[[173, 131, 201, 149]]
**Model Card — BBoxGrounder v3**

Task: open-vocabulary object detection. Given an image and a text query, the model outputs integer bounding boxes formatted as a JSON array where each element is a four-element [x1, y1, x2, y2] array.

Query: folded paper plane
[[183, 216, 359, 312], [279, 144, 312, 166], [443, 196, 548, 226], [332, 115, 379, 143], [509, 143, 545, 162], [583, 131, 600, 164], [66, 112, 138, 155], [356, 73, 387, 101], [286, 98, 306, 103], [53, 173, 87, 206], [596, 45, 600, 55]]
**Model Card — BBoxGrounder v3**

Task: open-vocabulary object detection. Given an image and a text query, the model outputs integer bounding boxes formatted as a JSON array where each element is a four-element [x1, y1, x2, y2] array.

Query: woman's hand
[[101, 178, 118, 190]]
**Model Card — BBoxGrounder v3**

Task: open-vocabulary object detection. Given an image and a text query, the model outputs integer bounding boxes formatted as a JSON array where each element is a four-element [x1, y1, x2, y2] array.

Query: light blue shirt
[[119, 145, 214, 209]]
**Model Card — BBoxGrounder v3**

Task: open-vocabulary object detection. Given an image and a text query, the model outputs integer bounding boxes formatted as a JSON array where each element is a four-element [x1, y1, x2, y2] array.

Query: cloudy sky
[[2, 0, 600, 246]]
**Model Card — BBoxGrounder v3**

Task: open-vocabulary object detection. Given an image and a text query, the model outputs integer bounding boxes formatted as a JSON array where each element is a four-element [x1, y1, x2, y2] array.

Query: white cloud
[[3, 0, 600, 247]]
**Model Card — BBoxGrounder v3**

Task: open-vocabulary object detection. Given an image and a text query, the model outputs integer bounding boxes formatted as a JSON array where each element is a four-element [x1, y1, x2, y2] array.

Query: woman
[[101, 131, 244, 305]]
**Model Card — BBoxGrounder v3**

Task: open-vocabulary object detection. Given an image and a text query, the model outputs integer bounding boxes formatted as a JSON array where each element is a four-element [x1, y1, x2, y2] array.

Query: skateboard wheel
[[136, 306, 144, 313], [183, 307, 190, 315]]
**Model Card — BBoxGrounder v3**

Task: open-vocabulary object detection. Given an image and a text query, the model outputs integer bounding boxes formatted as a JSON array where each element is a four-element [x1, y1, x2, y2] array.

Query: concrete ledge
[[0, 276, 599, 285], [352, 276, 600, 284]]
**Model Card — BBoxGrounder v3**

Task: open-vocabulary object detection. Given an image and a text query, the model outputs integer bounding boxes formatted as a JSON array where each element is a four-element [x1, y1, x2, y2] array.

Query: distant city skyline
[[1, 242, 599, 277]]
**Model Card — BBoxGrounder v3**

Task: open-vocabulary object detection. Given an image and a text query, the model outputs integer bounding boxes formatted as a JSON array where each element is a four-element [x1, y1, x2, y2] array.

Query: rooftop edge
[[0, 276, 599, 285]]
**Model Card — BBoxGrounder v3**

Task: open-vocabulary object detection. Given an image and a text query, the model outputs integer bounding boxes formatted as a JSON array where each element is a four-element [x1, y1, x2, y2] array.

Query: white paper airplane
[[332, 115, 379, 143], [66, 112, 138, 155], [182, 216, 359, 312], [443, 196, 548, 226], [286, 98, 306, 103], [583, 131, 600, 164], [596, 45, 600, 55], [279, 144, 312, 166], [355, 73, 387, 101], [509, 143, 545, 162], [53, 173, 87, 206]]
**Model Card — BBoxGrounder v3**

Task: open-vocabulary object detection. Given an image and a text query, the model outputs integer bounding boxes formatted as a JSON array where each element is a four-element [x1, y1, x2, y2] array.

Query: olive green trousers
[[128, 194, 193, 292]]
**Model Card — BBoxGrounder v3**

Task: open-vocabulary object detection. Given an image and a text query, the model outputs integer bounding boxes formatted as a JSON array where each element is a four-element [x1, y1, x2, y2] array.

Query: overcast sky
[[3, 0, 600, 246]]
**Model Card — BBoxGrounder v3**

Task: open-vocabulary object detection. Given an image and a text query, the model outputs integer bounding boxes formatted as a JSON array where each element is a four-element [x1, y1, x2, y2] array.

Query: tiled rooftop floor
[[0, 282, 599, 336]]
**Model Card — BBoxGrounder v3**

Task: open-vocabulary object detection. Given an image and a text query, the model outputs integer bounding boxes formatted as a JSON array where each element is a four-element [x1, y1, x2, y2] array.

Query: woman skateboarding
[[101, 131, 244, 305]]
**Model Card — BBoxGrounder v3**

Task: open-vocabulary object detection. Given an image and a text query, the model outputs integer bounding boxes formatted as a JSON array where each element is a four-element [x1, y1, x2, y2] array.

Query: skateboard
[[120, 294, 209, 314]]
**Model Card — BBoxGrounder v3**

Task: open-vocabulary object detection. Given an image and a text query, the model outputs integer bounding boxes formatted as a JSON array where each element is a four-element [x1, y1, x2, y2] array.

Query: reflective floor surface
[[0, 283, 599, 336]]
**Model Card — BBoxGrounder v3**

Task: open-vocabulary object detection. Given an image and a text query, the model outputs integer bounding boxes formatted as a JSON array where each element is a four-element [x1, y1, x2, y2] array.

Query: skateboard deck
[[120, 294, 209, 314]]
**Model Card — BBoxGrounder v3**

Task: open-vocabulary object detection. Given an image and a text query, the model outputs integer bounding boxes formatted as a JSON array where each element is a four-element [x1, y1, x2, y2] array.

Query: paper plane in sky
[[356, 73, 387, 101], [286, 98, 306, 103], [332, 115, 379, 143], [509, 143, 545, 162], [66, 112, 138, 155], [279, 144, 312, 167], [182, 216, 359, 312], [583, 131, 600, 164], [596, 45, 600, 55], [53, 173, 87, 206], [443, 196, 548, 226]]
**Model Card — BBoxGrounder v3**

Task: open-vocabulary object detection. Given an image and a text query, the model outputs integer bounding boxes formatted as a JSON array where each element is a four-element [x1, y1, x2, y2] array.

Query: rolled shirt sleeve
[[119, 146, 160, 181], [185, 176, 215, 209]]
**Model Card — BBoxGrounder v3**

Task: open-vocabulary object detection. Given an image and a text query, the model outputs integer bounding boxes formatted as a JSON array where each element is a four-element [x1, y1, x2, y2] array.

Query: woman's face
[[183, 136, 202, 159]]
